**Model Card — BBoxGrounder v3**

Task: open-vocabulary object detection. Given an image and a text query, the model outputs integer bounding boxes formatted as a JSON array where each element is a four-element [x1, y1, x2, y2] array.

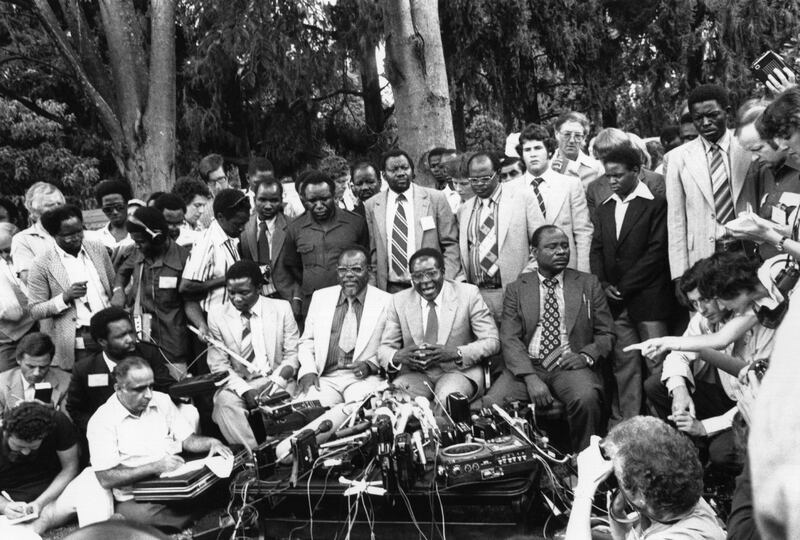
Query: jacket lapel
[[598, 201, 619, 252], [616, 197, 647, 246], [271, 214, 288, 265], [243, 216, 258, 260], [414, 188, 431, 249], [315, 288, 338, 366], [520, 273, 541, 338], [404, 292, 424, 345], [683, 138, 716, 209], [354, 286, 380, 358], [373, 192, 388, 247], [544, 180, 568, 224], [87, 243, 112, 296], [257, 299, 277, 365], [497, 188, 512, 250], [563, 270, 582, 334], [49, 252, 72, 293], [437, 281, 457, 344], [730, 135, 751, 205]]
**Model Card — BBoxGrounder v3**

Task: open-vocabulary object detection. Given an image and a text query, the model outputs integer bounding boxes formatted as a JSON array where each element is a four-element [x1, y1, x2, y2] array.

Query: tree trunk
[[382, 0, 455, 168], [452, 85, 466, 151], [359, 36, 384, 135]]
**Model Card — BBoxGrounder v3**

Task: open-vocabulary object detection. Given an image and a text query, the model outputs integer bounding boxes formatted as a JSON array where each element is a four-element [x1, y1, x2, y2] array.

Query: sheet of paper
[[0, 511, 39, 525], [158, 453, 234, 479], [159, 458, 206, 478]]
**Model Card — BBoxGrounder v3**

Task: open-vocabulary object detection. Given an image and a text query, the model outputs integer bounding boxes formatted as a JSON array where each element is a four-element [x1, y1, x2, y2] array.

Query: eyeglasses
[[209, 174, 228, 185], [468, 174, 496, 184], [101, 204, 126, 215], [410, 269, 441, 282], [559, 131, 585, 141], [336, 266, 365, 276]]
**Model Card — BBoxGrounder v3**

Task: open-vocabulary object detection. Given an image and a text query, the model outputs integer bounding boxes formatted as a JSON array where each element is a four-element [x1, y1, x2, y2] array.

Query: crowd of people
[[1, 74, 800, 539]]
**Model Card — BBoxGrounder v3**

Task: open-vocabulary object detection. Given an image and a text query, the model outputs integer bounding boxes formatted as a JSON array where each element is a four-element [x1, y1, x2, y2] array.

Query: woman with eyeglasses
[[566, 416, 725, 540]]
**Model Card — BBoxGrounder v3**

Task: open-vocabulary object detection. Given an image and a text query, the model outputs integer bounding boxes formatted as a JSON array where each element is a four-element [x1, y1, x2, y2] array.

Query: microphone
[[315, 419, 333, 435], [335, 421, 372, 438]]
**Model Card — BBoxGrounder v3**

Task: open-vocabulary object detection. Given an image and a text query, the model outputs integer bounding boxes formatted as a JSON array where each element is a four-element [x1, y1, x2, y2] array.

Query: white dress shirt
[[527, 271, 569, 357], [419, 286, 445, 334], [606, 181, 655, 238], [700, 129, 733, 181], [55, 244, 110, 327], [386, 184, 417, 282]]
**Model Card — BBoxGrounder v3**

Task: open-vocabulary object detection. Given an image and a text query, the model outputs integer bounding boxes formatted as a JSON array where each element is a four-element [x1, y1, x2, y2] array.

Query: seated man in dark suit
[[590, 146, 677, 423], [483, 225, 615, 451], [66, 307, 177, 436]]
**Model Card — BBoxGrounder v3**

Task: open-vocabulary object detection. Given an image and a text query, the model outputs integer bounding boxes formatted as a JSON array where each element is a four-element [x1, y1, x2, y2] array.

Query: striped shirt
[[181, 220, 240, 312]]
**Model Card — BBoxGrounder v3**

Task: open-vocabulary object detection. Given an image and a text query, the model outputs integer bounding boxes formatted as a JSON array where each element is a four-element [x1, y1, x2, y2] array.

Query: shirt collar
[[606, 180, 654, 205], [109, 392, 158, 420], [55, 242, 87, 261], [337, 286, 367, 307], [208, 220, 234, 247], [701, 129, 731, 154], [388, 183, 414, 204], [20, 371, 34, 390], [419, 283, 446, 309], [477, 183, 502, 207], [537, 270, 563, 286], [102, 352, 118, 373]]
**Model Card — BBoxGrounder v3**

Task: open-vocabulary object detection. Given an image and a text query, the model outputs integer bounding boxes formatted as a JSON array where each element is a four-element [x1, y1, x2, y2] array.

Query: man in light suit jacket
[[365, 149, 461, 292], [483, 226, 615, 451], [665, 84, 757, 279], [378, 248, 500, 407], [508, 124, 593, 273], [296, 246, 390, 407], [208, 261, 300, 449], [457, 152, 538, 323], [239, 179, 298, 302], [0, 333, 70, 413], [28, 205, 115, 371]]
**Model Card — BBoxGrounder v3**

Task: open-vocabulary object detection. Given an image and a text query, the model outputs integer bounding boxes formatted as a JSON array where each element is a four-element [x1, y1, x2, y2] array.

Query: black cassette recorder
[[436, 434, 537, 486]]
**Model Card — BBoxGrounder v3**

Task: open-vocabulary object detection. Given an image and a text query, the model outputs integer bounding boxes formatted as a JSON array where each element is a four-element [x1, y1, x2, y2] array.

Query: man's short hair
[[338, 244, 369, 264], [247, 157, 274, 177], [251, 178, 284, 197], [172, 176, 211, 204], [350, 161, 377, 180], [758, 87, 800, 141], [606, 416, 703, 519], [212, 189, 251, 219], [697, 252, 761, 301], [677, 257, 712, 306], [409, 247, 445, 272], [2, 401, 55, 442], [153, 193, 187, 213], [127, 207, 169, 238], [39, 204, 83, 236], [735, 98, 769, 133], [602, 146, 642, 170], [90, 307, 132, 343], [659, 125, 680, 146], [94, 180, 132, 205], [198, 153, 224, 182], [319, 156, 350, 179], [466, 151, 501, 173], [112, 356, 152, 386], [24, 182, 65, 217], [517, 124, 555, 156], [16, 332, 55, 361], [500, 156, 524, 170], [298, 170, 335, 199], [531, 225, 562, 248], [687, 84, 730, 111], [380, 148, 415, 174], [554, 111, 590, 133], [592, 128, 631, 161], [225, 260, 264, 287]]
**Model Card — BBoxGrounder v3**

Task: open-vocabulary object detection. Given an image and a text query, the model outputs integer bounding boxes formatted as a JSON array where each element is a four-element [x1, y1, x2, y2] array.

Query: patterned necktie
[[477, 199, 499, 277], [710, 145, 733, 224], [424, 300, 438, 344], [391, 194, 409, 277], [539, 278, 561, 358], [531, 177, 547, 218], [257, 220, 270, 262], [339, 299, 358, 353], [240, 310, 255, 365]]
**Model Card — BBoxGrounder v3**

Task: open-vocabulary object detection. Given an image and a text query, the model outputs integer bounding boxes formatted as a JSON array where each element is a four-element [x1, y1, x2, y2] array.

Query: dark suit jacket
[[590, 193, 677, 321], [501, 269, 615, 377], [239, 212, 298, 301], [66, 343, 175, 433], [585, 169, 666, 219]]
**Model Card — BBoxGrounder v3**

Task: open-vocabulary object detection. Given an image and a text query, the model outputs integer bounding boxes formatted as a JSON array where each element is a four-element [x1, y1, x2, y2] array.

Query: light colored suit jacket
[[664, 132, 755, 278], [27, 239, 114, 370], [0, 366, 71, 414], [207, 296, 300, 394], [509, 170, 593, 272], [456, 183, 538, 287], [297, 285, 391, 378], [378, 280, 500, 389], [365, 185, 461, 289]]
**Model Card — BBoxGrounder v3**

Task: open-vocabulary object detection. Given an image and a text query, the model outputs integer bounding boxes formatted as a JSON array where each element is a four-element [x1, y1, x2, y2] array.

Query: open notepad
[[0, 511, 39, 525], [159, 454, 234, 479]]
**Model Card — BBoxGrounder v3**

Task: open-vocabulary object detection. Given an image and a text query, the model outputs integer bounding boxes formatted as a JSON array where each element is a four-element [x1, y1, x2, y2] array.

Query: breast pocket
[[296, 242, 321, 268]]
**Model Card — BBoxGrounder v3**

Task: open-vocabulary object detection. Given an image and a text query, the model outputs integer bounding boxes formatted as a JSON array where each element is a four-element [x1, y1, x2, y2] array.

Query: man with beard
[[239, 179, 297, 302], [283, 171, 369, 318], [483, 226, 614, 451]]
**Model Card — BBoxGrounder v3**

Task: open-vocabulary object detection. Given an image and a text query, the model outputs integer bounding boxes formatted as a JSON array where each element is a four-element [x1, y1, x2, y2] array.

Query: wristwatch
[[776, 236, 789, 253], [454, 348, 464, 367], [581, 353, 594, 367]]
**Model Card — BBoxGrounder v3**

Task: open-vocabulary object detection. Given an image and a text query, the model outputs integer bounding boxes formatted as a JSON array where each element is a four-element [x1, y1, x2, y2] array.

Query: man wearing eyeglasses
[[551, 111, 604, 190], [27, 205, 114, 370], [457, 152, 539, 323], [295, 246, 390, 407], [378, 248, 499, 408], [85, 180, 136, 270], [197, 153, 232, 229]]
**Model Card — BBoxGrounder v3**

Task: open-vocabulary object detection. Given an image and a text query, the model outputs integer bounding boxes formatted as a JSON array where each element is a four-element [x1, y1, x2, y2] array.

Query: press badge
[[88, 373, 109, 387], [158, 276, 178, 289], [75, 337, 85, 349], [420, 216, 436, 231]]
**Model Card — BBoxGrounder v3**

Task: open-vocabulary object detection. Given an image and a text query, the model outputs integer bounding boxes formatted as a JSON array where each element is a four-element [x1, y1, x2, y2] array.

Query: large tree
[[382, 0, 455, 164]]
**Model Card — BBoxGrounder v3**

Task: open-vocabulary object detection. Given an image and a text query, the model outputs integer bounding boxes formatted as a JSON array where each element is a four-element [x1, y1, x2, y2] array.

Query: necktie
[[532, 177, 547, 219], [424, 300, 438, 344], [240, 311, 255, 365], [476, 200, 499, 277], [257, 220, 270, 263], [710, 145, 733, 224], [339, 299, 358, 353], [539, 278, 561, 358], [391, 194, 409, 277]]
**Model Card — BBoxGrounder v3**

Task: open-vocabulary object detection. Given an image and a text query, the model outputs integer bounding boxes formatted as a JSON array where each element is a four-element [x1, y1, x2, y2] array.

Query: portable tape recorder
[[436, 434, 538, 486]]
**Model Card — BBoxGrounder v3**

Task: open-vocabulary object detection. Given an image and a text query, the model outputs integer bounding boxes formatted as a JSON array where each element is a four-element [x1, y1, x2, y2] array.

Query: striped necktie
[[710, 144, 733, 224], [531, 177, 547, 218], [391, 194, 409, 277], [240, 310, 255, 365], [476, 199, 499, 277]]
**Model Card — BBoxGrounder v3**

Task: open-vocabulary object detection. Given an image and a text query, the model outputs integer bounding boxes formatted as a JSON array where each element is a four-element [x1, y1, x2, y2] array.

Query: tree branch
[[0, 85, 70, 125], [0, 54, 74, 80], [311, 88, 364, 102]]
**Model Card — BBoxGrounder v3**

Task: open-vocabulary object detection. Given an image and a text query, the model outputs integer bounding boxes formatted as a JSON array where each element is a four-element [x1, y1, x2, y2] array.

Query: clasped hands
[[393, 343, 460, 371]]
